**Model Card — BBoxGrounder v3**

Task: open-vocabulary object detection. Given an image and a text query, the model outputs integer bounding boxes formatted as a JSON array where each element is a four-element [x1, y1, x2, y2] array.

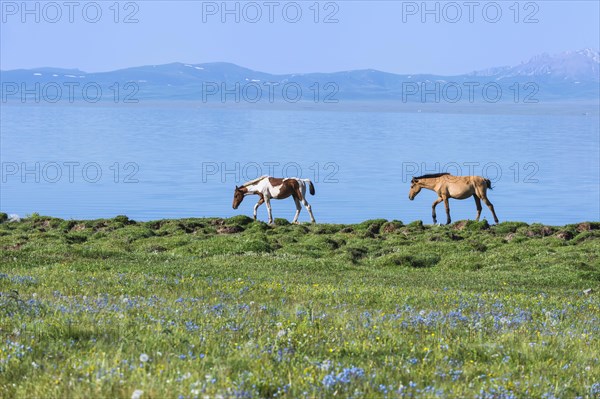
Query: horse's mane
[[414, 172, 451, 179], [241, 175, 268, 187]]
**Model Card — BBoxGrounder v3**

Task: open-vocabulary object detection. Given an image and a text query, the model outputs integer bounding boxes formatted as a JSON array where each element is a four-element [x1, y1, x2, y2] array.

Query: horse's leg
[[473, 195, 482, 221], [296, 184, 315, 223], [302, 198, 315, 223], [431, 197, 443, 224], [253, 196, 264, 221], [265, 197, 273, 225], [482, 196, 499, 224], [292, 195, 301, 223], [444, 197, 451, 225]]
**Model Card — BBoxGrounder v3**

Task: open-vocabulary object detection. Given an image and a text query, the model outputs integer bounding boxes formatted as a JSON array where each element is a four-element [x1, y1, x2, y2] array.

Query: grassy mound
[[1, 215, 599, 398]]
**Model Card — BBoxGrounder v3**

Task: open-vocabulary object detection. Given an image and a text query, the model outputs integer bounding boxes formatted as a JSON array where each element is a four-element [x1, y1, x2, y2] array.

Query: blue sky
[[1, 1, 598, 74]]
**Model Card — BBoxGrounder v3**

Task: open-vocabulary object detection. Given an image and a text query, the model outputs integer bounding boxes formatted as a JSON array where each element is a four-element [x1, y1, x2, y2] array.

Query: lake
[[1, 102, 598, 225]]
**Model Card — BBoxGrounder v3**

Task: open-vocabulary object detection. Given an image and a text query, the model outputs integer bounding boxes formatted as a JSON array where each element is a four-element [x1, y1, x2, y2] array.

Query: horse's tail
[[302, 179, 315, 195], [485, 178, 493, 190], [308, 180, 316, 195]]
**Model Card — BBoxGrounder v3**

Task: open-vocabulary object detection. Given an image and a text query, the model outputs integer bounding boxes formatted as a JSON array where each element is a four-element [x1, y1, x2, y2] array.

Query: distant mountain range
[[1, 49, 598, 103]]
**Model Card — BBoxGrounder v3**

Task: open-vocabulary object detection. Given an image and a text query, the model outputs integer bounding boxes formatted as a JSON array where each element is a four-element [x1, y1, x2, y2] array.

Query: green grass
[[1, 213, 599, 398]]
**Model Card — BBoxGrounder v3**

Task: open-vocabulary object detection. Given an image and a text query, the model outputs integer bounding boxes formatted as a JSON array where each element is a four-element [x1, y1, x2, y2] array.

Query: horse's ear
[[411, 178, 418, 183], [235, 185, 239, 190]]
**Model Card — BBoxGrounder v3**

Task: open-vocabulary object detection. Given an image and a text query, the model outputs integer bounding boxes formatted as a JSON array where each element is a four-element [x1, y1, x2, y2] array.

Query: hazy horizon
[[3, 47, 599, 77]]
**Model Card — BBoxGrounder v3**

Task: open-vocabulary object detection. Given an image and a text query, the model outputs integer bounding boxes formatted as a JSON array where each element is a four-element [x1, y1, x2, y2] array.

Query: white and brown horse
[[409, 173, 499, 225], [233, 176, 316, 224]]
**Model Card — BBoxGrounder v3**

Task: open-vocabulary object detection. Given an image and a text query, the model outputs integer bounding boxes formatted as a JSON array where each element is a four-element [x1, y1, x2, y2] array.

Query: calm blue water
[[1, 103, 598, 224]]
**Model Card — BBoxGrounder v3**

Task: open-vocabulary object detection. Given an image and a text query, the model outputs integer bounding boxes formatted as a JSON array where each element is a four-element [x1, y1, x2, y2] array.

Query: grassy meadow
[[0, 213, 599, 398]]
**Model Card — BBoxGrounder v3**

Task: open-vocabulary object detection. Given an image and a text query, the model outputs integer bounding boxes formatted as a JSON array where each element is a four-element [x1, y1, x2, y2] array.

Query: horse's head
[[232, 186, 245, 209], [408, 178, 422, 200]]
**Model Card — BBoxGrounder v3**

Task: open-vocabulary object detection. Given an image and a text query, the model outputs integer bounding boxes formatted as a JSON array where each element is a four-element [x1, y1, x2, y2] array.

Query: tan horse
[[408, 173, 499, 225]]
